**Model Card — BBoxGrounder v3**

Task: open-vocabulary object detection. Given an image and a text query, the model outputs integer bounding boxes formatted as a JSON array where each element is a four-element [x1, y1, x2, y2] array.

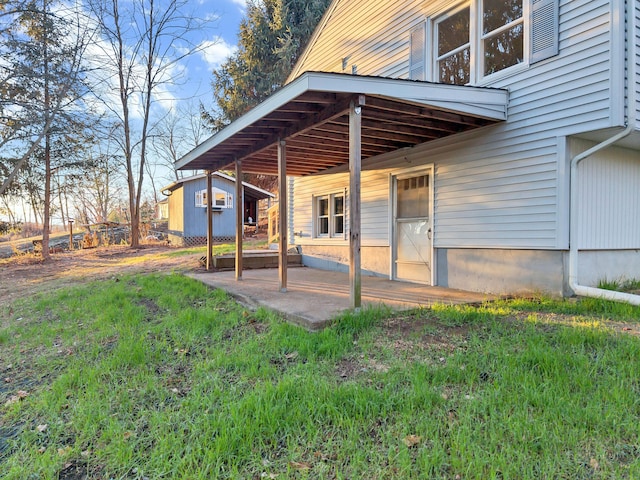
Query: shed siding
[[168, 188, 184, 233], [290, 0, 620, 250], [571, 138, 640, 249], [182, 177, 238, 238]]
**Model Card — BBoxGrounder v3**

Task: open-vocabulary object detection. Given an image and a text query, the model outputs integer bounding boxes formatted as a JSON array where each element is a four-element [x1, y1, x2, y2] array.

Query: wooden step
[[211, 252, 302, 270]]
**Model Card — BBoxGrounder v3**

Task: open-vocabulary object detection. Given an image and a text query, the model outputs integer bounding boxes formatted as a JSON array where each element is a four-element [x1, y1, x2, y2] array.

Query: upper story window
[[410, 0, 558, 84], [195, 188, 233, 209], [435, 5, 471, 85], [482, 0, 524, 76]]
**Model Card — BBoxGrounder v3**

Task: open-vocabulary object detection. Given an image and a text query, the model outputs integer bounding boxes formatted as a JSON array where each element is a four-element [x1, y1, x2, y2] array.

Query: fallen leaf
[[289, 461, 311, 470], [57, 446, 72, 456], [590, 458, 599, 471], [81, 449, 91, 457], [5, 390, 29, 406], [36, 424, 48, 433], [313, 451, 335, 461], [403, 434, 422, 448], [4, 377, 11, 383], [123, 431, 133, 440], [37, 447, 46, 454], [285, 351, 299, 360]]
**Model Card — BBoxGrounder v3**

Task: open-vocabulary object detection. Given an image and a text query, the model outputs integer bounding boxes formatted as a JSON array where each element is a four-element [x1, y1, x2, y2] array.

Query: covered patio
[[176, 72, 508, 310], [188, 267, 496, 331]]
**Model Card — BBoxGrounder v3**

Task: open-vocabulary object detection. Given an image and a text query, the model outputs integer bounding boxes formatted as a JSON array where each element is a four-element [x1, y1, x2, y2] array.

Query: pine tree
[[206, 0, 331, 131]]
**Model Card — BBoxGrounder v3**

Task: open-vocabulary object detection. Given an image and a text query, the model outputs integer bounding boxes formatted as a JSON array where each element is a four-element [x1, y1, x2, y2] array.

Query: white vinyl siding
[[372, 130, 558, 249], [635, 0, 640, 129], [290, 0, 425, 80], [292, 171, 390, 247], [571, 139, 640, 249], [409, 23, 426, 80], [288, 0, 625, 251], [293, 0, 616, 135]]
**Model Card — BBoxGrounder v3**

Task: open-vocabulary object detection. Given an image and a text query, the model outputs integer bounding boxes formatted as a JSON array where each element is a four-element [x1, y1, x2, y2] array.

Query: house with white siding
[[176, 0, 640, 306], [161, 173, 274, 247]]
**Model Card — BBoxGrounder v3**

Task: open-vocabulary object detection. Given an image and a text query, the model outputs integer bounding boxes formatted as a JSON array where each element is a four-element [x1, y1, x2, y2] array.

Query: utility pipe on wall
[[568, 0, 640, 306]]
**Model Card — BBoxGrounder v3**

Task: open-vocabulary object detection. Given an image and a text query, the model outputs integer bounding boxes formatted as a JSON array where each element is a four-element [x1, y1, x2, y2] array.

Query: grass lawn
[[1, 273, 640, 479]]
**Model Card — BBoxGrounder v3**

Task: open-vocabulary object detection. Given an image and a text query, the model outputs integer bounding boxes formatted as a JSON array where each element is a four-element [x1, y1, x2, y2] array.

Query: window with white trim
[[409, 0, 558, 85], [315, 192, 345, 238], [195, 188, 233, 208], [195, 189, 207, 208]]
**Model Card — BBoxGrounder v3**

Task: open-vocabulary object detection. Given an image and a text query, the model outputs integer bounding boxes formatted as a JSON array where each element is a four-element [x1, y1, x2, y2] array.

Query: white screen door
[[393, 169, 433, 284]]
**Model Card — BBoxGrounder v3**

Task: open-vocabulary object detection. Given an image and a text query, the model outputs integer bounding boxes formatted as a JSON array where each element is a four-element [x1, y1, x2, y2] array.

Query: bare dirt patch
[[0, 244, 203, 310]]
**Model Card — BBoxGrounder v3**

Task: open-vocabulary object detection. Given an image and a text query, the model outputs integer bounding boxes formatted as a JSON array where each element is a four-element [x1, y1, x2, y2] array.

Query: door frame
[[389, 164, 435, 285]]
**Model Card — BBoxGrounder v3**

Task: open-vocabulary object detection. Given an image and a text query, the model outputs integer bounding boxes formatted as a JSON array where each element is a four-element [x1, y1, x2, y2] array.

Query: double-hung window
[[481, 0, 525, 76], [435, 5, 471, 85], [315, 192, 345, 238], [435, 0, 523, 83], [412, 0, 558, 85]]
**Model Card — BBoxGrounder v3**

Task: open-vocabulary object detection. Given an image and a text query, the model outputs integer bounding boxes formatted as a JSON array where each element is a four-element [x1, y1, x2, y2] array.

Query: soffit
[[176, 72, 508, 176]]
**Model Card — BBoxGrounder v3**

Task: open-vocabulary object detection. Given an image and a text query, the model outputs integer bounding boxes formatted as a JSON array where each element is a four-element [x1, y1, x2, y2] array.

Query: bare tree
[[73, 149, 125, 225], [0, 0, 95, 198], [151, 102, 207, 185], [88, 0, 214, 247], [1, 0, 96, 259]]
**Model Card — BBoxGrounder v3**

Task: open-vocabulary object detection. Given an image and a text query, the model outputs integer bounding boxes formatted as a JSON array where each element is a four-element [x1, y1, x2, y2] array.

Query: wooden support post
[[68, 220, 74, 250], [349, 96, 364, 309], [206, 171, 214, 271], [278, 139, 288, 292], [235, 160, 243, 280]]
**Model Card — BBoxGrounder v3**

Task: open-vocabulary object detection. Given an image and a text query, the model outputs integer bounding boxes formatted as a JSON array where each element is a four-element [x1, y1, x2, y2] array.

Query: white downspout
[[568, 0, 640, 306]]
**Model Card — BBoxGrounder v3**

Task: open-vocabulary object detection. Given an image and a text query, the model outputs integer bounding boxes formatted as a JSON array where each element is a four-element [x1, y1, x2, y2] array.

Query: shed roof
[[161, 172, 275, 200], [176, 72, 509, 176]]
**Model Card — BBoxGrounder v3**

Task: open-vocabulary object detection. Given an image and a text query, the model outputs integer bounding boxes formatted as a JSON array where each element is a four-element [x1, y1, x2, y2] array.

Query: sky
[[1, 0, 249, 224], [169, 0, 246, 112]]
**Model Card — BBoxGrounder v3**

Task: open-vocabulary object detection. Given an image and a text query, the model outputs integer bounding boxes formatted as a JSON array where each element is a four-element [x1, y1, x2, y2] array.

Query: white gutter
[[568, 0, 640, 306]]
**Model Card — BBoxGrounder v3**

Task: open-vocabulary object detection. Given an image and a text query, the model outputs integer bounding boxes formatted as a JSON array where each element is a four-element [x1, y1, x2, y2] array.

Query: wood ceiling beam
[[366, 96, 491, 127], [231, 95, 354, 162]]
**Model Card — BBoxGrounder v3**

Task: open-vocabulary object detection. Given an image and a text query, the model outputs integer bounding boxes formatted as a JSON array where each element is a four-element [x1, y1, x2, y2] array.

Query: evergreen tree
[[0, 0, 94, 257], [206, 0, 331, 131]]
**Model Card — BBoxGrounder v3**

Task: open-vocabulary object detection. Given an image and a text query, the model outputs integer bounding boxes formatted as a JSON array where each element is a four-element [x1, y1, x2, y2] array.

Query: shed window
[[195, 188, 233, 208]]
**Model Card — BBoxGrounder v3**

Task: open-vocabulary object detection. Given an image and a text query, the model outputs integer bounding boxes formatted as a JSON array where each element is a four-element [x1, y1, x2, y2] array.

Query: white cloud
[[197, 38, 237, 69]]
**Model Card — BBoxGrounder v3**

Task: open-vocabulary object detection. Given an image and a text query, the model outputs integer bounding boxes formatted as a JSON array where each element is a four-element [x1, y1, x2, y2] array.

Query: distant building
[[161, 172, 274, 247], [155, 199, 169, 221]]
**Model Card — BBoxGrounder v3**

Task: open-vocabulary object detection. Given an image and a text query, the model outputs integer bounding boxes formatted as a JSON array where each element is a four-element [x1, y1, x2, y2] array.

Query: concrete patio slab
[[187, 267, 496, 331]]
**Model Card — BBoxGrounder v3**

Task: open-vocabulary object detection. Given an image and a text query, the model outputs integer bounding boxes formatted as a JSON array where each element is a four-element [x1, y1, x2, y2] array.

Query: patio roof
[[176, 72, 508, 176]]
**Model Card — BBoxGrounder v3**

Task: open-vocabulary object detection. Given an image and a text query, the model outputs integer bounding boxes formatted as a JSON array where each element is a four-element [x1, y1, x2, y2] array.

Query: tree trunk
[[41, 0, 51, 260]]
